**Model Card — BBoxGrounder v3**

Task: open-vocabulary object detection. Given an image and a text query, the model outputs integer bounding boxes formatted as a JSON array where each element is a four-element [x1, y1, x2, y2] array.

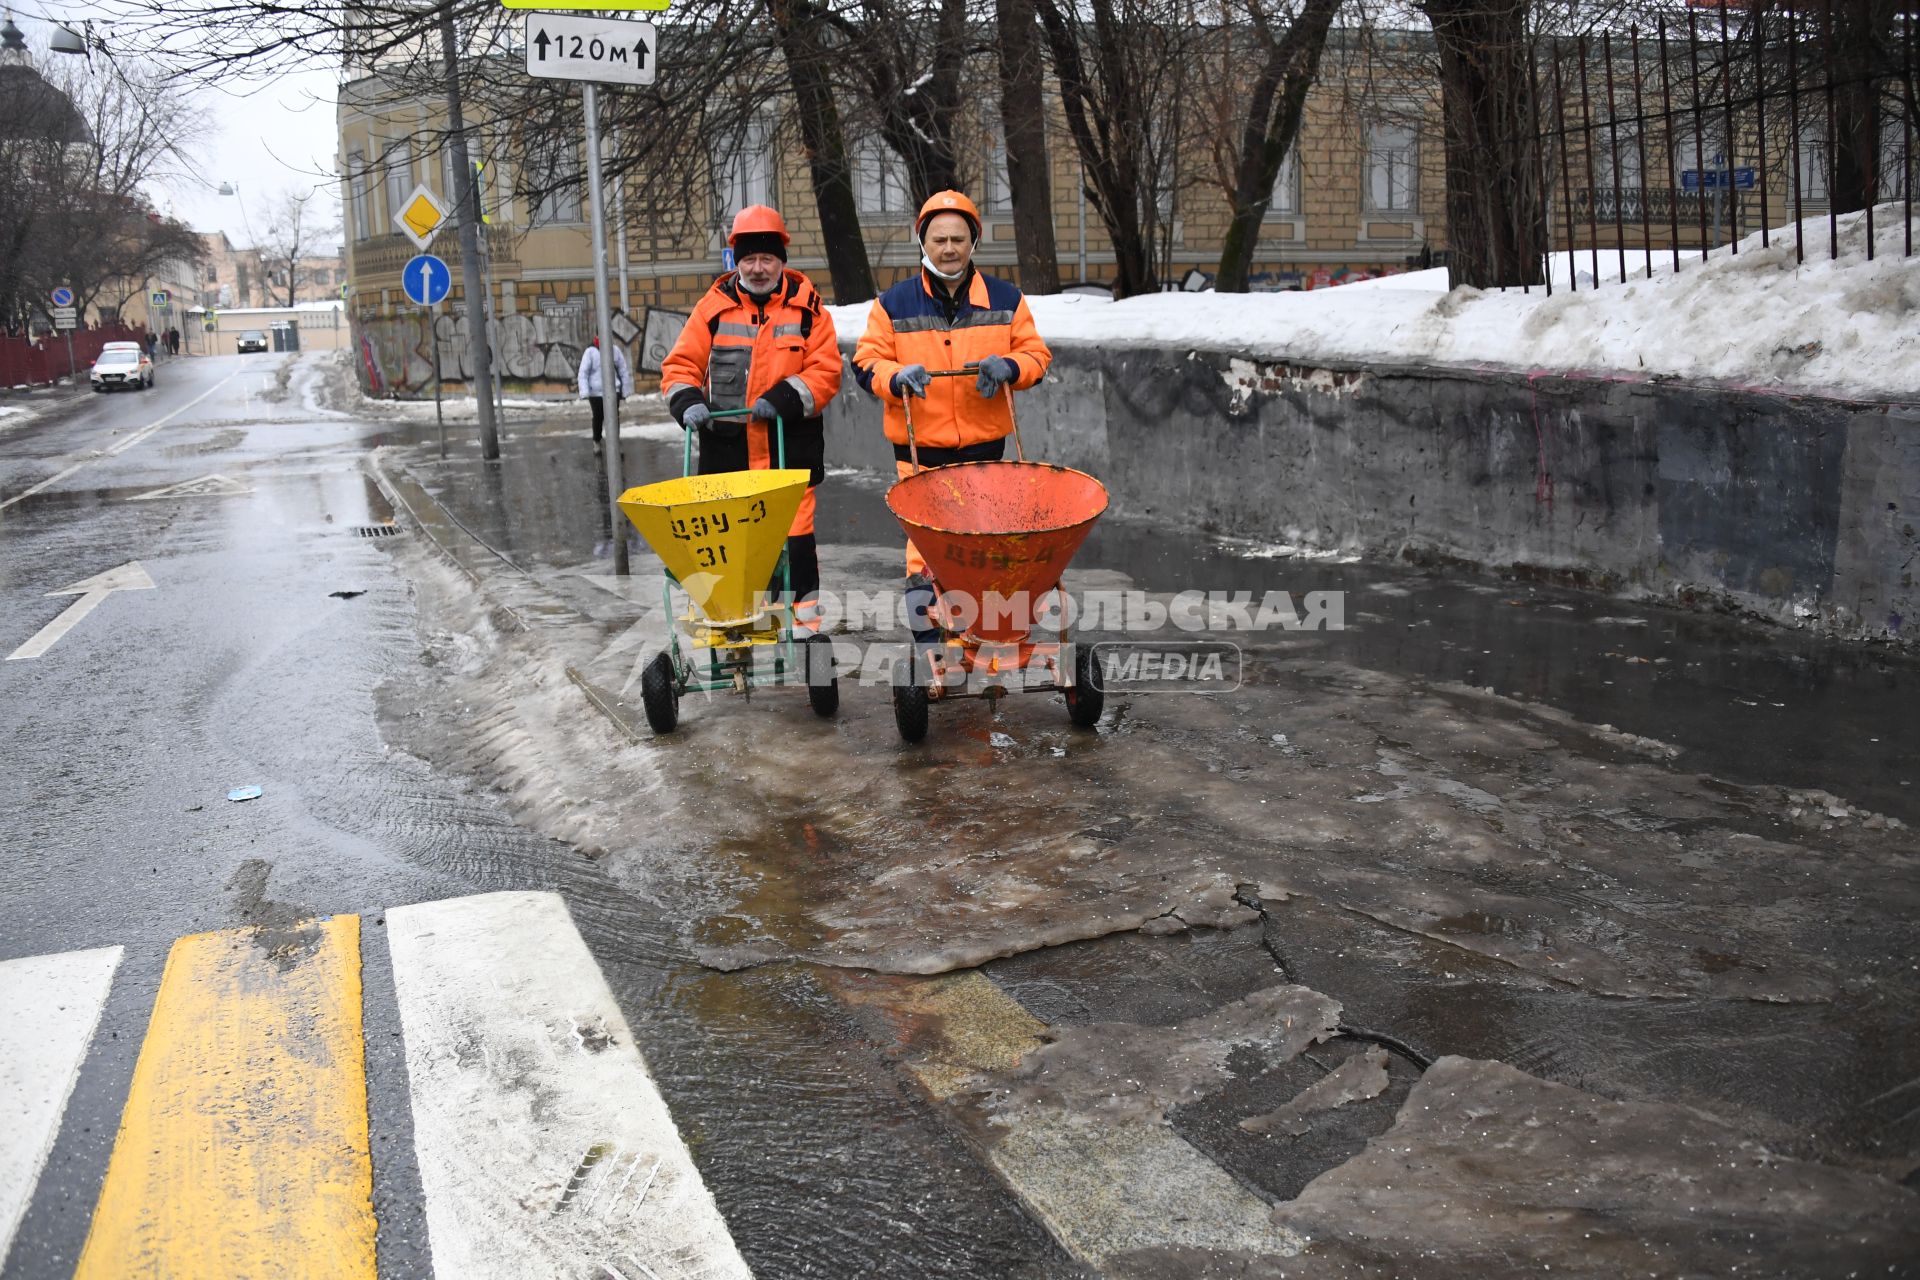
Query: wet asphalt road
[[0, 358, 1073, 1279]]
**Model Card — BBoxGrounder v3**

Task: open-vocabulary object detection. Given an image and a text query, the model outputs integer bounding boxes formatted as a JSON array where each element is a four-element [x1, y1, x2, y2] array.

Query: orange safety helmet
[[728, 204, 791, 247], [916, 190, 981, 241]]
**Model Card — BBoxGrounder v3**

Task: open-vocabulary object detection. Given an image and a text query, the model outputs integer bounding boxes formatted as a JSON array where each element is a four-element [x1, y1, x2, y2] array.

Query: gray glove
[[750, 396, 780, 422], [891, 364, 932, 399], [681, 402, 711, 432], [975, 355, 1019, 398]]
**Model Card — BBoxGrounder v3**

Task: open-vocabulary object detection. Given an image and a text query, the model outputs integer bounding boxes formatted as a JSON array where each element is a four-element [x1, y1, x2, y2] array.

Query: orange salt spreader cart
[[885, 367, 1110, 743]]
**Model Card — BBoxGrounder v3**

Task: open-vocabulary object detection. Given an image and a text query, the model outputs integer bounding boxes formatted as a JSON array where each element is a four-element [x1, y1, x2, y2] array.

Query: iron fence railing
[[1494, 2, 1915, 292]]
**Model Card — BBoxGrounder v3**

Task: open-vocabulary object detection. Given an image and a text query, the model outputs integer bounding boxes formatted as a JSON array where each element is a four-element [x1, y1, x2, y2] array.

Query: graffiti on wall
[[352, 294, 594, 397]]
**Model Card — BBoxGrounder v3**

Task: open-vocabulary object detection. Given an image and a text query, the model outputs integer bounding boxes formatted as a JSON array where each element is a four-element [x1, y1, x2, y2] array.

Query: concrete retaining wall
[[824, 343, 1918, 646]]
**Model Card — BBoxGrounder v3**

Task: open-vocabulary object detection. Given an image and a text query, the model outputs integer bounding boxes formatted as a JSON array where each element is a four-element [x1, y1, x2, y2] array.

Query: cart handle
[[690, 406, 785, 477], [900, 363, 1025, 472]]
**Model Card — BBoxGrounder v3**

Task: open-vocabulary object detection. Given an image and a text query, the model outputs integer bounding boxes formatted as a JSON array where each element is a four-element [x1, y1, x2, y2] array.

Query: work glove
[[975, 355, 1019, 398], [891, 364, 932, 399], [750, 395, 780, 422], [681, 402, 711, 432]]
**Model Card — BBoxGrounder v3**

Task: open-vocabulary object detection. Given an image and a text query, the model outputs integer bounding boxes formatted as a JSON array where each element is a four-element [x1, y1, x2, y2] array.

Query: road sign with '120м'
[[525, 15, 656, 86]]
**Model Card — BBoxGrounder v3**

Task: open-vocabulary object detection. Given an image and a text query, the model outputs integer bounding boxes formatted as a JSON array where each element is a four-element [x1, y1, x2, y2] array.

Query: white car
[[91, 342, 153, 392]]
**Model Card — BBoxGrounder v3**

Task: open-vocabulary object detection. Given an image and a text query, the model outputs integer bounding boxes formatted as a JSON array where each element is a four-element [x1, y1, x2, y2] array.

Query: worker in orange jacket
[[662, 206, 842, 627], [852, 189, 1053, 646]]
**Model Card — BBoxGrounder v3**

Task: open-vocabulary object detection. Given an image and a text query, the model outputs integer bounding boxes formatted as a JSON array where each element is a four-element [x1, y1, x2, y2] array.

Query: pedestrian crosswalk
[[0, 892, 750, 1280]]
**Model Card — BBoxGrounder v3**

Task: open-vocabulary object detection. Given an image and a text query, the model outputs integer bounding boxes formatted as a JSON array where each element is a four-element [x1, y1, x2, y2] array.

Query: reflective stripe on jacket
[[852, 268, 1051, 450]]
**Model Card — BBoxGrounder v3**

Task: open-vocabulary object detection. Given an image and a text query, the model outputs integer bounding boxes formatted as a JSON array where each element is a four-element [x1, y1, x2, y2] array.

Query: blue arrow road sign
[[402, 254, 452, 307], [50, 286, 74, 307]]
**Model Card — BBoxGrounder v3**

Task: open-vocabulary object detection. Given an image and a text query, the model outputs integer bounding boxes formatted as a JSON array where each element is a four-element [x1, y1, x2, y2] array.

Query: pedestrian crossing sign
[[394, 184, 450, 252]]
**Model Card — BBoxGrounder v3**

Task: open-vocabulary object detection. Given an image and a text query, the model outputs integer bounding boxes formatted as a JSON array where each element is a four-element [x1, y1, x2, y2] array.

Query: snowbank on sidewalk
[[826, 207, 1919, 401]]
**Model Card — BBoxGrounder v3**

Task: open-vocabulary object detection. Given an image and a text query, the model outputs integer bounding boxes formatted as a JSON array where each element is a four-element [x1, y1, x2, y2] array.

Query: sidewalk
[[368, 396, 1920, 1277]]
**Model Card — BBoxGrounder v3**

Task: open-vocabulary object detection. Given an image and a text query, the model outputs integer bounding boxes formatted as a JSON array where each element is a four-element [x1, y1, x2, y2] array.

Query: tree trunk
[[1034, 0, 1158, 298], [1215, 0, 1339, 292], [768, 0, 876, 302], [994, 0, 1060, 293], [1829, 0, 1897, 215], [1422, 0, 1548, 289]]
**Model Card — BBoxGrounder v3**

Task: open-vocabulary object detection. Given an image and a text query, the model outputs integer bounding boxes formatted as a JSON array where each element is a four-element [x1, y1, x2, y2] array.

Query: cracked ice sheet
[[379, 540, 1916, 1008], [681, 649, 1916, 1007], [1106, 1057, 1920, 1280]]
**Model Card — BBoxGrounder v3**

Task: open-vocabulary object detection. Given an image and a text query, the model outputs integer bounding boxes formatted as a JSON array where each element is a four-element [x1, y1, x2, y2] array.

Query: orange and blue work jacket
[[662, 268, 841, 536], [853, 267, 1052, 452]]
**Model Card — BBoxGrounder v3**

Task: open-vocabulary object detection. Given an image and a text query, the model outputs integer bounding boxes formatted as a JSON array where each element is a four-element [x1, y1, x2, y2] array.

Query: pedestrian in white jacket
[[577, 337, 632, 445]]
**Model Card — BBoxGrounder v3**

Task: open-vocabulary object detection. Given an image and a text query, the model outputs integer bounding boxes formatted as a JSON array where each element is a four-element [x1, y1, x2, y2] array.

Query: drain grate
[[350, 524, 403, 538]]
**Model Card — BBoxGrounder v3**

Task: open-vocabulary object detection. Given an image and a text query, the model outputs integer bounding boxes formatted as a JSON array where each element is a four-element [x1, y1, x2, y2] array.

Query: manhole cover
[[350, 525, 403, 538]]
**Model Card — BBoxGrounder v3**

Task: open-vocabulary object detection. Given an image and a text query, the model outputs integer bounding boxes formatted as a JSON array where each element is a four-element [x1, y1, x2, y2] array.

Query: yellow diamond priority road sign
[[394, 184, 449, 252]]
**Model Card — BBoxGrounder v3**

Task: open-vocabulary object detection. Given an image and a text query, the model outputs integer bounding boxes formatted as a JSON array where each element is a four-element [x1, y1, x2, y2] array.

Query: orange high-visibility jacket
[[662, 268, 842, 477], [852, 268, 1051, 451]]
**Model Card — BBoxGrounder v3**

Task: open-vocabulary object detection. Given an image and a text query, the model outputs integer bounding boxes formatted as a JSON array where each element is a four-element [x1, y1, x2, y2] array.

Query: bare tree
[[1418, 0, 1549, 287], [995, 0, 1061, 292], [0, 52, 206, 327], [256, 187, 338, 307], [1033, 0, 1206, 297], [821, 0, 978, 200], [1196, 0, 1344, 292], [766, 0, 876, 301]]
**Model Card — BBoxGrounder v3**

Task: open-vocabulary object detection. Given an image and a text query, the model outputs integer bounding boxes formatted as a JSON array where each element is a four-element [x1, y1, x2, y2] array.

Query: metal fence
[[1519, 1, 1916, 292], [0, 324, 152, 387]]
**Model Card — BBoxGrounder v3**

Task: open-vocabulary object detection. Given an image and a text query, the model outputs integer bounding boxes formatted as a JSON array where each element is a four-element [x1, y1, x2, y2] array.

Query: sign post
[[525, 15, 656, 577], [50, 287, 77, 382], [403, 253, 453, 457]]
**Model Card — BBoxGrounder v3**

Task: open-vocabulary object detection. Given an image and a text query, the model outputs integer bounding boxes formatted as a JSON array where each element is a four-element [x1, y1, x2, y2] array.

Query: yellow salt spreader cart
[[615, 408, 837, 734]]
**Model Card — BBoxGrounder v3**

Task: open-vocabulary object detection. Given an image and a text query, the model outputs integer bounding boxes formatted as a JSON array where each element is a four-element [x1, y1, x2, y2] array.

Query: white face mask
[[922, 254, 966, 283]]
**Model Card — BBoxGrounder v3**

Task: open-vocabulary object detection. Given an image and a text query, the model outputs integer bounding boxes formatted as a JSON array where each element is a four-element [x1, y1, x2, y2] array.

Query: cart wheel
[[640, 651, 679, 734], [892, 650, 928, 743], [1066, 642, 1104, 728], [805, 633, 838, 718]]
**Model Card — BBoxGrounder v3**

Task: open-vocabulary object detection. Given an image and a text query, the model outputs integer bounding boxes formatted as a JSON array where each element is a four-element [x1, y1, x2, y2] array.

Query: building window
[[1595, 124, 1643, 191], [983, 120, 1012, 215], [853, 135, 909, 216], [712, 115, 774, 222], [1365, 122, 1418, 212], [526, 136, 583, 226], [1797, 124, 1829, 202], [1879, 119, 1911, 200], [348, 148, 371, 241], [384, 138, 413, 224], [1269, 148, 1299, 215]]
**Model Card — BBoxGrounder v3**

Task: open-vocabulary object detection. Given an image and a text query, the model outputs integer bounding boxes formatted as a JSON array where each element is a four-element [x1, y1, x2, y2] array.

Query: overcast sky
[[163, 65, 345, 252], [14, 9, 344, 252]]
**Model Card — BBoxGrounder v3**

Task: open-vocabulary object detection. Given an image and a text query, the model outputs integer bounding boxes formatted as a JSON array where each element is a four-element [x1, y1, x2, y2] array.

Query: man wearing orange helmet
[[661, 205, 842, 627], [852, 189, 1053, 648]]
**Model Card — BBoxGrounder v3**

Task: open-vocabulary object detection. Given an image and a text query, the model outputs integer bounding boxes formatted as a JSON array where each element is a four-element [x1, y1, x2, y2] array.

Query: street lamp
[[49, 19, 99, 59]]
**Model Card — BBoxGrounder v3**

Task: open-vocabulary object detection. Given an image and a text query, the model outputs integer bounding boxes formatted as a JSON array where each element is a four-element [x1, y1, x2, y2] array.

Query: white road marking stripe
[[0, 372, 241, 511], [0, 946, 124, 1266], [7, 562, 156, 662], [387, 892, 753, 1280]]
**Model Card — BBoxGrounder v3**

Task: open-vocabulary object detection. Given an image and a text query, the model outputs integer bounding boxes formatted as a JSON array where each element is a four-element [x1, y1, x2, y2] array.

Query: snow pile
[[827, 207, 1919, 400]]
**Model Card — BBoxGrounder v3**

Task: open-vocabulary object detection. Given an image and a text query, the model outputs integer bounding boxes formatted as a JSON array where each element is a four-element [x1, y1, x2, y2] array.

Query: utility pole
[[583, 83, 628, 575], [437, 0, 499, 460]]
